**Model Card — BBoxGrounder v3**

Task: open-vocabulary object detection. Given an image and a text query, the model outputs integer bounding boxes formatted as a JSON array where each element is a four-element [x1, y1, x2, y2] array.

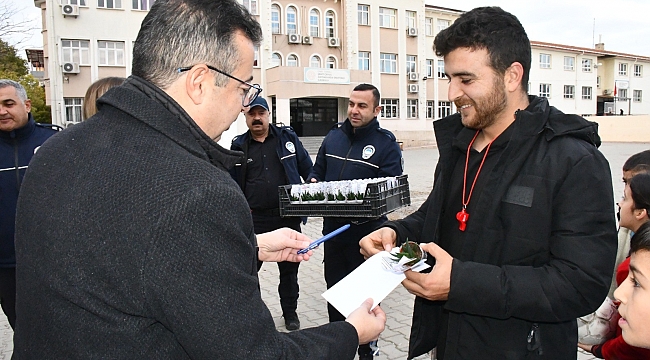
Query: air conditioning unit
[[302, 36, 313, 45], [407, 27, 418, 37], [288, 34, 302, 44], [408, 84, 419, 93], [328, 37, 340, 47], [62, 62, 80, 74], [408, 72, 419, 81], [62, 4, 79, 16], [602, 89, 611, 95]]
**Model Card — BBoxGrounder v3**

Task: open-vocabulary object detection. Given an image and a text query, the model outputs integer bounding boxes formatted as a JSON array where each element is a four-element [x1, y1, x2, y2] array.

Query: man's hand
[[359, 227, 397, 258], [256, 228, 313, 262], [402, 242, 453, 301], [345, 298, 386, 345], [577, 343, 593, 353]]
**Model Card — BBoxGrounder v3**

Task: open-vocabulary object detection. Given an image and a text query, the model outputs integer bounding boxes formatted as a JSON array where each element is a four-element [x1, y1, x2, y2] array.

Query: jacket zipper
[[14, 137, 21, 191], [526, 323, 543, 356], [337, 136, 353, 180]]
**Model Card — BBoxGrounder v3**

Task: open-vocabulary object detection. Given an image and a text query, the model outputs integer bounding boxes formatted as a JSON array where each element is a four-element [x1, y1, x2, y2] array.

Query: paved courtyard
[[1, 142, 648, 359]]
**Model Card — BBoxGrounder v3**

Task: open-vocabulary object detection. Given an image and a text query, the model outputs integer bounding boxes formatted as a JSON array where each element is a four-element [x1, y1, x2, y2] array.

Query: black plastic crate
[[279, 175, 410, 218]]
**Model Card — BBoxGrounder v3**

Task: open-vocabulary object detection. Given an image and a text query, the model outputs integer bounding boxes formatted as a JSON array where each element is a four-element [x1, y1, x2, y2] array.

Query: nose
[[447, 79, 463, 102]]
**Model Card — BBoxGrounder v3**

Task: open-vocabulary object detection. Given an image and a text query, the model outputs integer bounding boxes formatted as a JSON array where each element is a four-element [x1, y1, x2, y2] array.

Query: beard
[[454, 76, 508, 130]]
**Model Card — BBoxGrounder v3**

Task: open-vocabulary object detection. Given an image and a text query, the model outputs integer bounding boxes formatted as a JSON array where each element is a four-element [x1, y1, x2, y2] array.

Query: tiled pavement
[[2, 142, 648, 359]]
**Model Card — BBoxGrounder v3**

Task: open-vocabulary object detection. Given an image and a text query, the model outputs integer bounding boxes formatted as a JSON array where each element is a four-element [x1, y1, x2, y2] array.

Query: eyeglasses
[[177, 64, 262, 107]]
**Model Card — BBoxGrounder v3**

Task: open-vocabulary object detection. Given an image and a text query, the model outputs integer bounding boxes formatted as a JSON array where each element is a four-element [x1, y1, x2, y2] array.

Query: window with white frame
[[582, 86, 592, 100], [582, 58, 592, 72], [286, 6, 297, 35], [63, 0, 87, 5], [243, 0, 257, 15], [98, 41, 125, 66], [633, 90, 642, 102], [380, 53, 397, 73], [438, 101, 451, 118], [271, 5, 281, 34], [539, 53, 551, 69], [271, 53, 282, 67], [132, 0, 154, 10], [287, 54, 298, 67], [253, 45, 259, 67], [620, 89, 627, 100], [325, 10, 335, 38], [539, 83, 551, 98], [379, 7, 396, 28], [406, 55, 416, 74], [97, 0, 121, 9], [61, 39, 90, 65], [425, 17, 433, 36], [426, 101, 434, 119], [426, 59, 433, 78], [358, 51, 370, 70], [407, 99, 418, 119], [309, 9, 320, 37], [358, 4, 369, 25], [619, 63, 628, 76], [64, 98, 83, 123], [563, 85, 574, 99], [381, 99, 399, 119], [310, 55, 321, 68], [563, 56, 574, 71], [634, 64, 643, 77], [437, 19, 450, 32], [437, 59, 445, 79], [406, 11, 416, 29], [326, 56, 336, 69]]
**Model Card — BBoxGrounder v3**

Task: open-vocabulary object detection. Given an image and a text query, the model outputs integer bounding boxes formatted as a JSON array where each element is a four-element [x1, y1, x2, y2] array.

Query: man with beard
[[359, 6, 617, 360], [231, 96, 313, 331]]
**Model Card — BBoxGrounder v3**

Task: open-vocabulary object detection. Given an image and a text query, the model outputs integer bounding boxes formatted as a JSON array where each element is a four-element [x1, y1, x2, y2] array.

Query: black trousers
[[253, 214, 301, 316], [0, 267, 16, 329]]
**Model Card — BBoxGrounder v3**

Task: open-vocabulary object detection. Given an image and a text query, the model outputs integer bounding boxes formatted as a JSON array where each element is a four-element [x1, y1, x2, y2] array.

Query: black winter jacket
[[385, 96, 617, 360]]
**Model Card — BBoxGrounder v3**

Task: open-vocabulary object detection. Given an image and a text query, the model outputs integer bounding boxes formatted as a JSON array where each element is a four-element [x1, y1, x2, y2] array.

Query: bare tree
[[0, 0, 38, 47]]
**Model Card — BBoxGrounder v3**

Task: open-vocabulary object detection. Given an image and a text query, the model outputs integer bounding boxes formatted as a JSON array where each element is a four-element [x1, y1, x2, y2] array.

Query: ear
[[635, 208, 648, 221], [373, 105, 382, 117], [24, 99, 32, 113], [184, 65, 211, 105], [504, 62, 525, 93]]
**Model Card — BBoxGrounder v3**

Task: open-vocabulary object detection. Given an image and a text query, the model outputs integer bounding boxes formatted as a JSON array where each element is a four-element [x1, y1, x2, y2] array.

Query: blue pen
[[297, 224, 350, 254]]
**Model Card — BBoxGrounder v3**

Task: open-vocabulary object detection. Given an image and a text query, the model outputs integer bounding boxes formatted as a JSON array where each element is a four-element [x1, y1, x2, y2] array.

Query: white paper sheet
[[322, 251, 430, 318]]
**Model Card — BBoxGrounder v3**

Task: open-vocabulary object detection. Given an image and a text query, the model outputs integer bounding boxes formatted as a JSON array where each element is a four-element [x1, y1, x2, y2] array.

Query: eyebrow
[[629, 263, 647, 280], [448, 71, 476, 78]]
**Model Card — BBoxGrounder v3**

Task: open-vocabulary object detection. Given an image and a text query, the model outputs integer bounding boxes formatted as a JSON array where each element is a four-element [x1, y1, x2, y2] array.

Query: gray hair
[[132, 0, 262, 89], [0, 79, 28, 102]]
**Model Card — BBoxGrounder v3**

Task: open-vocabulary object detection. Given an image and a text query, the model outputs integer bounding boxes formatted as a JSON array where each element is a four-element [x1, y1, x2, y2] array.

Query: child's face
[[615, 250, 650, 349], [618, 185, 647, 232]]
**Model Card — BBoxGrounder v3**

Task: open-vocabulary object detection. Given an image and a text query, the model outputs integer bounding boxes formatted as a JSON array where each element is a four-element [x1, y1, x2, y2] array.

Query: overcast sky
[[4, 0, 650, 57]]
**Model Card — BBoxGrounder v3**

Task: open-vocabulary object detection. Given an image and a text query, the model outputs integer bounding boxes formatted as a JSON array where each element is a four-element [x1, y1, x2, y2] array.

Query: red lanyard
[[456, 130, 495, 231]]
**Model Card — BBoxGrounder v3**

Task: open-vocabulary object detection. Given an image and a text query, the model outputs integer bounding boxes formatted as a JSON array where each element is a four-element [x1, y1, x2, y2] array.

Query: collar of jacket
[[100, 75, 241, 170], [340, 117, 379, 139], [0, 113, 35, 142]]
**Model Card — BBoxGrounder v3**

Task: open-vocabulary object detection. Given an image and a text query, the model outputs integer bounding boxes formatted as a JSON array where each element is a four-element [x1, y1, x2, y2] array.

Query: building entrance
[[290, 98, 338, 136]]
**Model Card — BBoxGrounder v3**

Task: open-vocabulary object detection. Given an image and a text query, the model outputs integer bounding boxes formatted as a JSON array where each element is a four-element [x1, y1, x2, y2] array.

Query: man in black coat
[[360, 7, 617, 360], [12, 0, 385, 358]]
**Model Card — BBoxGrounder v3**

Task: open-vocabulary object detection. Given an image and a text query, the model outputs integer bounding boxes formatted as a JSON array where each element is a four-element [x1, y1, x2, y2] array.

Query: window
[[406, 11, 416, 29], [634, 64, 643, 77], [64, 98, 83, 123], [619, 63, 628, 76], [437, 19, 450, 32], [563, 56, 574, 71], [271, 5, 281, 34], [425, 17, 433, 36], [98, 41, 125, 66], [243, 0, 257, 15], [63, 0, 87, 5], [358, 51, 370, 70], [358, 4, 369, 25], [539, 83, 551, 98], [97, 0, 121, 9], [132, 0, 153, 10], [582, 86, 592, 100], [380, 99, 399, 119], [286, 6, 297, 35], [253, 45, 259, 67], [619, 89, 627, 100], [325, 10, 335, 38], [539, 53, 551, 69], [379, 7, 396, 28], [438, 101, 451, 118], [310, 55, 322, 68], [426, 59, 433, 78], [633, 90, 642, 102], [61, 39, 90, 65], [326, 56, 336, 69], [309, 9, 320, 37], [563, 85, 574, 99], [271, 53, 282, 67], [582, 58, 592, 72], [437, 59, 445, 79], [426, 101, 434, 119], [406, 55, 416, 74], [380, 53, 397, 73], [287, 54, 298, 67], [407, 99, 418, 119]]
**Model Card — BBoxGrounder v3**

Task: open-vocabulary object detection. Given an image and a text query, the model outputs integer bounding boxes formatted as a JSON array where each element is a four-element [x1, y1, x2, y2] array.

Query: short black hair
[[623, 150, 650, 174], [630, 221, 650, 254], [433, 6, 531, 90], [629, 173, 650, 213], [353, 83, 380, 108]]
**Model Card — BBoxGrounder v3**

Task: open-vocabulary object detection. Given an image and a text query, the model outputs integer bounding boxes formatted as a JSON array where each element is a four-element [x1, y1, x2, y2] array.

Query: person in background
[[0, 79, 57, 329], [230, 96, 313, 331], [82, 77, 126, 119]]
